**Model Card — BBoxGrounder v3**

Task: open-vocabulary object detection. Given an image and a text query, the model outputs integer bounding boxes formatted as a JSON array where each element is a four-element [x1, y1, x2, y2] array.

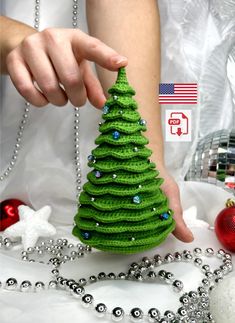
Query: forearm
[[0, 16, 36, 74], [86, 0, 164, 165]]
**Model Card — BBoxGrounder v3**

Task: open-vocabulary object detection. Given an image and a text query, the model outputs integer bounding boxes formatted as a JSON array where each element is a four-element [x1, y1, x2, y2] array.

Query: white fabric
[[0, 1, 235, 322]]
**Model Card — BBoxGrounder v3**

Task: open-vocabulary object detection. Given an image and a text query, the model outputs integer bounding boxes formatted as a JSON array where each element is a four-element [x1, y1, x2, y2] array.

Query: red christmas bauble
[[215, 204, 235, 252], [0, 199, 25, 231]]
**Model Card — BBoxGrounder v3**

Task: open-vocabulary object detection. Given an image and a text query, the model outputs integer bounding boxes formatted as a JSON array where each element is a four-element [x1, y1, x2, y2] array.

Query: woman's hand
[[3, 20, 127, 108], [157, 165, 194, 242]]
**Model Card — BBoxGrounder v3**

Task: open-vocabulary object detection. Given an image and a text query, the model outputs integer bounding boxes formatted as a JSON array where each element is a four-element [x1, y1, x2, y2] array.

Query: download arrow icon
[[176, 128, 183, 136]]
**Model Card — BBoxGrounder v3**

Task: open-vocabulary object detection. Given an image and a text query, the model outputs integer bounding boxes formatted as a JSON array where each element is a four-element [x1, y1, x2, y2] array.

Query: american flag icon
[[159, 83, 197, 104]]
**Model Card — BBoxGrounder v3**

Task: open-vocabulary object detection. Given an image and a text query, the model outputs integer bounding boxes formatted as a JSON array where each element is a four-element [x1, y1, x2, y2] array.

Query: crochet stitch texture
[[72, 67, 175, 254]]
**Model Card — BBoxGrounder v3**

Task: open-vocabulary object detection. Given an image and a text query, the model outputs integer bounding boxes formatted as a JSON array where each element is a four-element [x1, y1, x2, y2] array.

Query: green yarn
[[72, 67, 175, 254]]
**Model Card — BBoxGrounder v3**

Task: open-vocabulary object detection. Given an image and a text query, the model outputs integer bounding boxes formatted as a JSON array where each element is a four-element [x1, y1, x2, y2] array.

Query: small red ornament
[[215, 198, 235, 252], [0, 199, 25, 231]]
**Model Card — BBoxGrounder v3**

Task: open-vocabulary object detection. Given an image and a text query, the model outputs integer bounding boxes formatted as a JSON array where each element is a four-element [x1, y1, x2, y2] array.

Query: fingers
[[82, 61, 106, 109], [21, 37, 68, 106], [7, 28, 127, 107], [71, 30, 128, 71], [169, 186, 194, 243], [46, 41, 87, 107], [6, 51, 48, 107]]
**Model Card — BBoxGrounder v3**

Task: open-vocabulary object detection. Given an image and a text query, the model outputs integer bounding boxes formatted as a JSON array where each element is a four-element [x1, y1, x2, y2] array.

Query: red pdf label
[[168, 118, 180, 126]]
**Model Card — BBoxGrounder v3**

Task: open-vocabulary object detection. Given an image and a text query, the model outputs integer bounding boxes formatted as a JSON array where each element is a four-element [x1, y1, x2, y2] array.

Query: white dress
[[0, 1, 234, 323]]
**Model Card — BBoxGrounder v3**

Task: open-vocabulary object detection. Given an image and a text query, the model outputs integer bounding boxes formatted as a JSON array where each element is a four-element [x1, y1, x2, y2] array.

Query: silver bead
[[158, 319, 168, 323], [148, 308, 160, 322], [172, 280, 183, 292], [128, 268, 136, 277], [85, 245, 92, 253], [201, 278, 210, 288], [81, 294, 93, 308], [177, 307, 187, 317], [174, 252, 182, 262], [51, 269, 59, 277], [78, 278, 87, 286], [188, 290, 198, 301], [147, 271, 156, 280], [202, 264, 210, 273], [130, 262, 139, 270], [216, 249, 226, 259], [118, 272, 126, 280], [108, 273, 116, 280], [225, 262, 233, 272], [5, 278, 18, 290], [205, 271, 214, 280], [141, 256, 152, 267], [224, 253, 232, 261], [193, 247, 202, 256], [205, 247, 214, 257], [70, 250, 77, 257], [164, 253, 174, 263], [95, 303, 107, 317], [129, 308, 143, 322], [183, 253, 193, 262], [98, 272, 106, 280], [214, 269, 223, 278], [4, 238, 12, 249], [70, 283, 79, 292], [165, 272, 174, 283], [220, 264, 229, 275], [27, 247, 34, 254], [179, 294, 190, 306], [134, 273, 143, 282], [35, 281, 45, 292], [73, 286, 85, 298], [164, 310, 175, 320], [20, 280, 32, 292], [89, 275, 97, 283], [48, 280, 58, 289], [153, 254, 162, 266], [158, 270, 167, 280], [111, 307, 124, 322], [194, 257, 203, 267]]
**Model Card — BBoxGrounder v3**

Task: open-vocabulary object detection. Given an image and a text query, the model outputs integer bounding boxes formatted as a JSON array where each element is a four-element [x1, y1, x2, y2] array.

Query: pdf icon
[[165, 110, 191, 142]]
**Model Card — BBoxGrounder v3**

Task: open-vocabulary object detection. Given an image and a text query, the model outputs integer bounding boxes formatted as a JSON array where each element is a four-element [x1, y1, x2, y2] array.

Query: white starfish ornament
[[4, 205, 56, 250]]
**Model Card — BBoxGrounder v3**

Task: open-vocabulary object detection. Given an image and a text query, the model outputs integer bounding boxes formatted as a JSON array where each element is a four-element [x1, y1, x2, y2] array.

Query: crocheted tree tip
[[72, 67, 175, 254]]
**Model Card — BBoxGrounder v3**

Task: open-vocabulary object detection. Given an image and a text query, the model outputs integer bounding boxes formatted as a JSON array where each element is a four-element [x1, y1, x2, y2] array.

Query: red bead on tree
[[215, 199, 235, 252], [0, 199, 25, 231]]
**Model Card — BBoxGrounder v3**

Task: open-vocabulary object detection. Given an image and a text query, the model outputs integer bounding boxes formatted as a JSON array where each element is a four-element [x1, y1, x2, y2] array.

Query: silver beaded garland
[[0, 103, 30, 181], [0, 238, 233, 322]]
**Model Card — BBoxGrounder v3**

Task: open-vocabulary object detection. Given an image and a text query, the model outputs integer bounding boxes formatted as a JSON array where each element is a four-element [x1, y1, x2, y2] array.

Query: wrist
[[1, 16, 37, 74]]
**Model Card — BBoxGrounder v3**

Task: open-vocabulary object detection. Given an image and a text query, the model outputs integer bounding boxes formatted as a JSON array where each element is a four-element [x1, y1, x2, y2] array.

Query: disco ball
[[186, 129, 235, 194]]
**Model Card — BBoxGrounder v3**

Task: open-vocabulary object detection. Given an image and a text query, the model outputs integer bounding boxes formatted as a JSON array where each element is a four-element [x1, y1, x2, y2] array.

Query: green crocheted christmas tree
[[72, 67, 175, 254]]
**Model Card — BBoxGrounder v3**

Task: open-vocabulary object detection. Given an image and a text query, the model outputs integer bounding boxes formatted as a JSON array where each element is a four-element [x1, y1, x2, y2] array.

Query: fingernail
[[188, 230, 194, 241], [112, 55, 127, 65]]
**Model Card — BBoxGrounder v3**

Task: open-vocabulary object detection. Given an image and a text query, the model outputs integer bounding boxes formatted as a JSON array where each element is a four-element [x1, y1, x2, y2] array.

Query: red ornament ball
[[0, 199, 25, 231], [215, 205, 235, 252]]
